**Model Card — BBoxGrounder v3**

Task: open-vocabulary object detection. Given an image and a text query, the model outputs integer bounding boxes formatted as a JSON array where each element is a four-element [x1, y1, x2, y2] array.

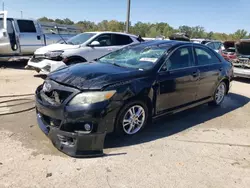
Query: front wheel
[[209, 81, 226, 106], [115, 101, 148, 136]]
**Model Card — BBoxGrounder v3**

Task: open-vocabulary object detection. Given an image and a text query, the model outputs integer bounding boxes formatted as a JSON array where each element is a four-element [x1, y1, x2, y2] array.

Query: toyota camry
[[35, 40, 233, 157]]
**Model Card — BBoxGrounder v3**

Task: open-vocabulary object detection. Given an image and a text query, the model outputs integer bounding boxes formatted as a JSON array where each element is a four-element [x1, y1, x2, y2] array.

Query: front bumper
[[37, 112, 106, 157], [27, 58, 66, 74], [35, 82, 122, 157], [233, 67, 250, 78]]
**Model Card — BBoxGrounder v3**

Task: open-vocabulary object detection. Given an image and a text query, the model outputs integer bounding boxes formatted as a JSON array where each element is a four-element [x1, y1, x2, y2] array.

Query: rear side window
[[195, 47, 220, 65], [214, 42, 222, 50], [206, 42, 215, 49], [17, 20, 36, 33], [112, 34, 133, 45], [164, 46, 194, 70]]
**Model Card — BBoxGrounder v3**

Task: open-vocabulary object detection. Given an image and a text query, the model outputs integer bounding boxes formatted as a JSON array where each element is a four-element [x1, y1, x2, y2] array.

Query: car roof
[[84, 31, 138, 38], [130, 40, 191, 49]]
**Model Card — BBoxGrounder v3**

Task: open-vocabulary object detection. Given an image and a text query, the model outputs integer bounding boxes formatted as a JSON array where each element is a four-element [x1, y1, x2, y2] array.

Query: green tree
[[233, 29, 248, 40], [38, 17, 54, 22], [63, 18, 74, 25], [178, 25, 193, 37], [146, 26, 161, 38]]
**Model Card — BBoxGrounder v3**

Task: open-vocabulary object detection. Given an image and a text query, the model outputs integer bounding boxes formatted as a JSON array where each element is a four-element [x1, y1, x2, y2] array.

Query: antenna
[[2, 1, 4, 11]]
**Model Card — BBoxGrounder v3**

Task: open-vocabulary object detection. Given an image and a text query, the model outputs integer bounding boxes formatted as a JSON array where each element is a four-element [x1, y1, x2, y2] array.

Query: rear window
[[17, 20, 36, 33]]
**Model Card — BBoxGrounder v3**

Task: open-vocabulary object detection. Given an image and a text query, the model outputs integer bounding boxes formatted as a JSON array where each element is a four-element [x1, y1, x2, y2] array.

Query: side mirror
[[89, 41, 100, 47], [161, 65, 168, 72]]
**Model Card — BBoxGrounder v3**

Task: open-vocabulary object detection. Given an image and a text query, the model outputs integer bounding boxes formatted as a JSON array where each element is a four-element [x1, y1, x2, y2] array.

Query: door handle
[[219, 67, 223, 72], [37, 36, 41, 40]]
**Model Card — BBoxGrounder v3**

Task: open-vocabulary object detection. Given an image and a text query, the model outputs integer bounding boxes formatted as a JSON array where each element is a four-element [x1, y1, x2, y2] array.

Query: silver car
[[27, 32, 143, 74]]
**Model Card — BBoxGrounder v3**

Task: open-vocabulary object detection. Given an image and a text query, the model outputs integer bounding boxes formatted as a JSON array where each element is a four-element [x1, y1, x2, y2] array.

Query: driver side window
[[94, 34, 112, 47], [161, 46, 194, 71]]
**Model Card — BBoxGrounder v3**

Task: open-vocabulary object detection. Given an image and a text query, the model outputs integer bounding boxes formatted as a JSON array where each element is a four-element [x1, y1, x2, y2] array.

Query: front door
[[15, 19, 43, 55], [193, 46, 222, 100], [84, 34, 117, 60], [156, 46, 200, 113]]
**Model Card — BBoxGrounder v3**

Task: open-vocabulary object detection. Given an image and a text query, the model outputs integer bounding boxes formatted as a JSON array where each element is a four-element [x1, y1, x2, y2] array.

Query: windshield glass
[[66, 33, 96, 45], [97, 45, 168, 70]]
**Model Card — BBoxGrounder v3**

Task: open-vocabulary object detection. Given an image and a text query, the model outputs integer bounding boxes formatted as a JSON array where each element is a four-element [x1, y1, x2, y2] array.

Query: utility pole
[[126, 0, 131, 33], [21, 10, 23, 18]]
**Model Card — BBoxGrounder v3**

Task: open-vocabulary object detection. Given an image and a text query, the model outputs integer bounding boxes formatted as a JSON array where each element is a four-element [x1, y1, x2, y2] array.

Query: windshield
[[97, 45, 167, 70], [66, 33, 96, 45]]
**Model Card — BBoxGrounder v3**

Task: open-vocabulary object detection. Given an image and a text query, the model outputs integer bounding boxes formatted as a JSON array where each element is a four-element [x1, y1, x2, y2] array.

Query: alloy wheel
[[215, 82, 226, 104], [122, 105, 146, 135]]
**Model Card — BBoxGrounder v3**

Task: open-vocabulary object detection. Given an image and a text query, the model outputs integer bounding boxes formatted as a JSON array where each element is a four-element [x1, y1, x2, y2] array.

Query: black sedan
[[35, 40, 233, 157]]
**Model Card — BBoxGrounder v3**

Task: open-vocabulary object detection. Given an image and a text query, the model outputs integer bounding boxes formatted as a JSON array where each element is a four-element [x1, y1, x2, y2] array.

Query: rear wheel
[[115, 101, 148, 136], [209, 81, 226, 106]]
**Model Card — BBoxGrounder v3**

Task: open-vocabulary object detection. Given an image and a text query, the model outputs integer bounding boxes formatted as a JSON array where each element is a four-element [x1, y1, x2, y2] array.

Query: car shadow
[[233, 77, 250, 84], [104, 92, 250, 149], [0, 61, 27, 70]]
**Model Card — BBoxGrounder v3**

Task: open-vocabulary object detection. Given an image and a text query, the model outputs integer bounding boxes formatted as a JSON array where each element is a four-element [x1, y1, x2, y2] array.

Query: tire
[[208, 81, 226, 106], [115, 100, 148, 136]]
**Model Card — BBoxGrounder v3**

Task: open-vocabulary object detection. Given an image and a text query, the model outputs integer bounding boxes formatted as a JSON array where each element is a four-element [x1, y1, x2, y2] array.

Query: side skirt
[[152, 97, 213, 120]]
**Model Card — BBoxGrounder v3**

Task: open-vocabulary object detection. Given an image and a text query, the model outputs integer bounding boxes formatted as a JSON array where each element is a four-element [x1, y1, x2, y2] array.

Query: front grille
[[233, 58, 250, 68], [30, 55, 45, 63], [41, 90, 72, 105], [30, 57, 44, 63]]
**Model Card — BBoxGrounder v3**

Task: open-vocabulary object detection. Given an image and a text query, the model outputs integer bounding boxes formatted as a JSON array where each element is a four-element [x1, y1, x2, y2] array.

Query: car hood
[[34, 43, 80, 55], [223, 41, 235, 49], [235, 41, 250, 56], [48, 62, 146, 90]]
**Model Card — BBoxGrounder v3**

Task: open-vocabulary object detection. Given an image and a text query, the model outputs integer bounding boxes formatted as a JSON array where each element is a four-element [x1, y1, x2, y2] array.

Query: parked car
[[169, 33, 190, 41], [191, 39, 224, 53], [26, 31, 143, 74], [232, 39, 250, 78], [35, 40, 233, 157], [221, 41, 236, 61], [0, 11, 81, 62]]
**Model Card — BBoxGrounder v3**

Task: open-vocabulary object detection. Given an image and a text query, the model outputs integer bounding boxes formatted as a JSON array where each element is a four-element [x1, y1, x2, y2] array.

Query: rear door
[[15, 19, 43, 54], [156, 45, 200, 113], [194, 45, 222, 100]]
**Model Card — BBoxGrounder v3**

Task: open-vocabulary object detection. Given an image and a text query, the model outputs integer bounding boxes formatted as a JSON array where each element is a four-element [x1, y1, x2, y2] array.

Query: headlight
[[68, 90, 116, 106], [45, 51, 64, 59]]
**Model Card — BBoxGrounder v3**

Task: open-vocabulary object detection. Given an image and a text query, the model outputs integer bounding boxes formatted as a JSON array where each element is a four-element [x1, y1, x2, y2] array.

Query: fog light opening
[[84, 123, 92, 131], [57, 134, 75, 146]]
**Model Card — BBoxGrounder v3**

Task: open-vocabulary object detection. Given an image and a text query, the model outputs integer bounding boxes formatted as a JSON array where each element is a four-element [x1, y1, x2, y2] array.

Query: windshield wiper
[[112, 62, 125, 68]]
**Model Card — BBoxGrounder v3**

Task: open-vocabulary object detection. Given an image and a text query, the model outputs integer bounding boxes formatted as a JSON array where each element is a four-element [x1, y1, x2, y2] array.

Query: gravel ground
[[0, 65, 250, 188]]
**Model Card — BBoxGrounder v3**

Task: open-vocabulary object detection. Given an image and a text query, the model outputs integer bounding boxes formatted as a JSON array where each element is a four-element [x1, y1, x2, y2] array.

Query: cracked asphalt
[[0, 65, 250, 188]]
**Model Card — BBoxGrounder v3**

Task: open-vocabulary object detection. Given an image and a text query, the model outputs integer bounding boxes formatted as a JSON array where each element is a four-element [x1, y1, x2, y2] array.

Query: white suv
[[27, 32, 142, 74]]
